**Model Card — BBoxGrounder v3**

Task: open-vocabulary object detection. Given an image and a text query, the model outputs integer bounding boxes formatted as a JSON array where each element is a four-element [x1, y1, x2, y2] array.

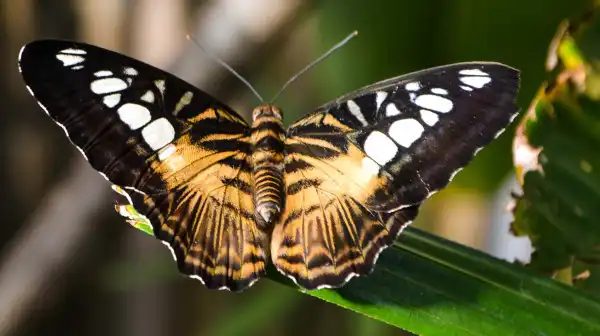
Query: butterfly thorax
[[250, 105, 286, 228]]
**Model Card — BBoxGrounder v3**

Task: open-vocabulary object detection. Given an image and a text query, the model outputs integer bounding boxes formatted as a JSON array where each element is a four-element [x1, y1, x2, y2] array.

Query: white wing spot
[[36, 101, 50, 115], [155, 80, 166, 94], [103, 93, 121, 108], [419, 109, 439, 126], [460, 85, 473, 92], [459, 68, 488, 76], [123, 67, 138, 76], [388, 118, 424, 148], [71, 142, 88, 161], [90, 77, 128, 94], [98, 172, 109, 182], [56, 121, 70, 137], [71, 65, 84, 70], [56, 54, 85, 67], [25, 85, 35, 98], [94, 70, 113, 77], [448, 167, 463, 183], [414, 94, 453, 113], [386, 103, 401, 116], [493, 127, 507, 140], [405, 82, 421, 91], [117, 103, 152, 130], [158, 144, 177, 161], [431, 88, 448, 95], [160, 241, 178, 261], [60, 48, 87, 55], [363, 131, 397, 165], [18, 45, 26, 62], [362, 157, 381, 176], [376, 91, 388, 110], [346, 100, 368, 126], [141, 118, 175, 150], [174, 91, 194, 115], [124, 185, 147, 196], [141, 90, 155, 103], [460, 76, 491, 88]]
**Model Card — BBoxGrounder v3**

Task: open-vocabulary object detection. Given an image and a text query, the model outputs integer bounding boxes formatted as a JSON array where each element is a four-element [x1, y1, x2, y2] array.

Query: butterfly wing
[[274, 62, 520, 289], [19, 40, 267, 291], [273, 140, 421, 288]]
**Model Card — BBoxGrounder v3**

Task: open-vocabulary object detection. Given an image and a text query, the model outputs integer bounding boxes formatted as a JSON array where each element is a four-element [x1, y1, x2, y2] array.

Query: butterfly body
[[250, 105, 285, 227], [18, 40, 520, 291]]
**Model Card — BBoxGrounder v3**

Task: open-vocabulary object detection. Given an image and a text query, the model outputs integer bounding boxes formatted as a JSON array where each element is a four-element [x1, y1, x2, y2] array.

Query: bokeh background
[[0, 1, 590, 335]]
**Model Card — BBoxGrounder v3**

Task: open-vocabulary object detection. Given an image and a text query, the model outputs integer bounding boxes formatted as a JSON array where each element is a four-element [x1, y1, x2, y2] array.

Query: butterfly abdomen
[[250, 105, 286, 227]]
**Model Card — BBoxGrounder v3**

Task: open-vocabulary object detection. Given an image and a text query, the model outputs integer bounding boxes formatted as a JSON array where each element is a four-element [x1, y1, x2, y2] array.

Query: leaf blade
[[268, 228, 600, 335]]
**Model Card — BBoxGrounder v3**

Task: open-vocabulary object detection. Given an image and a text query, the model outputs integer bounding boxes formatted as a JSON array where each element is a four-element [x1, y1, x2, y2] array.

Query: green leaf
[[512, 6, 600, 292], [112, 185, 154, 235], [105, 225, 600, 335], [267, 228, 600, 335]]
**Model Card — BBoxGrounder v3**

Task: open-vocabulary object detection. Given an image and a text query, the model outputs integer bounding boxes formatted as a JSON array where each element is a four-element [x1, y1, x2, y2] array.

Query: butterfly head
[[252, 105, 283, 122]]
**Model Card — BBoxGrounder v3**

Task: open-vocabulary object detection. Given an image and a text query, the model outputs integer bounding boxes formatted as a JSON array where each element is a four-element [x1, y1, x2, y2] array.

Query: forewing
[[287, 62, 520, 211], [18, 40, 267, 291], [274, 62, 520, 288]]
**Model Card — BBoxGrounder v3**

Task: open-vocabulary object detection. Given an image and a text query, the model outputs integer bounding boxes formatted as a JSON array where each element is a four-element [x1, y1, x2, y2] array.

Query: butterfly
[[18, 39, 520, 292]]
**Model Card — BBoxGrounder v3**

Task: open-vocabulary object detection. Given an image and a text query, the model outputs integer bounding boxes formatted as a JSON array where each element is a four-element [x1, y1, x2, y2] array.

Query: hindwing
[[18, 40, 267, 291], [273, 134, 420, 289]]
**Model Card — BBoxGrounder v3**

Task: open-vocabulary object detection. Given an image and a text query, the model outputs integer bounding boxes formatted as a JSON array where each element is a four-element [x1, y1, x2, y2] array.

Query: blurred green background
[[0, 1, 590, 335]]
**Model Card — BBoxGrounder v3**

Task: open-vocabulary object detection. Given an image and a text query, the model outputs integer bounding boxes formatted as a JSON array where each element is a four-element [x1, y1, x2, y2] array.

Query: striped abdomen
[[250, 105, 286, 228]]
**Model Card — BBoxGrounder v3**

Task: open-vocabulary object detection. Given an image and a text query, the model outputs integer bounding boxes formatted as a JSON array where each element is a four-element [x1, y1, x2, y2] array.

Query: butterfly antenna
[[186, 33, 264, 103], [269, 31, 358, 104]]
